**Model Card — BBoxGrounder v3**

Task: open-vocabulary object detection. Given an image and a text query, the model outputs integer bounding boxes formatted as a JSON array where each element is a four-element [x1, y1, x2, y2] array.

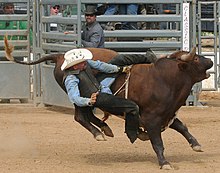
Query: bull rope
[[113, 68, 131, 99]]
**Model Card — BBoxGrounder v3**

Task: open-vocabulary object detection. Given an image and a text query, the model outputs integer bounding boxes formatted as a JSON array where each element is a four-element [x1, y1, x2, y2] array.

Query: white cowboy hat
[[61, 49, 93, 71]]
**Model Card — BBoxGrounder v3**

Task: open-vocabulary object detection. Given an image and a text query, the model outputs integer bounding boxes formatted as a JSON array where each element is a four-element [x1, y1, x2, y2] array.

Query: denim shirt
[[64, 59, 119, 107]]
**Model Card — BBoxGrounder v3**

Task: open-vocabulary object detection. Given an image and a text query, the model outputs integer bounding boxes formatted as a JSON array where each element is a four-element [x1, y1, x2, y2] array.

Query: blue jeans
[[104, 4, 138, 29], [104, 4, 118, 15], [119, 4, 138, 15], [119, 4, 138, 30], [104, 4, 138, 15]]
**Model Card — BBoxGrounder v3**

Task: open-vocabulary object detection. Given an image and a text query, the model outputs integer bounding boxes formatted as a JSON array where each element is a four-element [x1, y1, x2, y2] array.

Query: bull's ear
[[178, 62, 188, 71]]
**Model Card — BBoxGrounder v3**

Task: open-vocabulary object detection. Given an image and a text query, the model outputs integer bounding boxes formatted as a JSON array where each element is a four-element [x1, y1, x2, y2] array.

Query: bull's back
[[88, 48, 118, 62]]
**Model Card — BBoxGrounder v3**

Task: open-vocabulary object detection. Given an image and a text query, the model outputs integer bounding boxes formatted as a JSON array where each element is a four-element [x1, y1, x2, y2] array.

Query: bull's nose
[[208, 59, 213, 69]]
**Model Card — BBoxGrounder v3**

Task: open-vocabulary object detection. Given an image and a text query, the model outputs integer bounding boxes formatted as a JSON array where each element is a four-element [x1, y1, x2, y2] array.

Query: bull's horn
[[180, 47, 196, 61]]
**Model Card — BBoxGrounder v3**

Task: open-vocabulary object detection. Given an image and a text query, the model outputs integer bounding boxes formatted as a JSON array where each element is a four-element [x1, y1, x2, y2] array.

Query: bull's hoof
[[101, 126, 114, 137], [94, 133, 106, 141], [126, 131, 138, 143], [161, 164, 173, 170], [192, 145, 203, 152]]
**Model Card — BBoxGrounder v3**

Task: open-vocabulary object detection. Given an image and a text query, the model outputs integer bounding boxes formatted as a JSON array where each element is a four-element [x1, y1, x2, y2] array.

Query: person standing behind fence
[[81, 5, 105, 48], [50, 4, 61, 31], [0, 3, 32, 44], [50, 4, 60, 15], [104, 4, 138, 30], [0, 2, 31, 103]]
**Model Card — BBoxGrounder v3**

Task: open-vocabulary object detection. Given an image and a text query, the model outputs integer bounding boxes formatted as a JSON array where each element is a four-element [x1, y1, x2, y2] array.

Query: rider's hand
[[89, 92, 99, 106]]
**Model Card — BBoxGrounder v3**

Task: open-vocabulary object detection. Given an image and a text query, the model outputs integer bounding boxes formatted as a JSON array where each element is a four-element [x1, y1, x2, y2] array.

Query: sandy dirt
[[0, 91, 220, 173]]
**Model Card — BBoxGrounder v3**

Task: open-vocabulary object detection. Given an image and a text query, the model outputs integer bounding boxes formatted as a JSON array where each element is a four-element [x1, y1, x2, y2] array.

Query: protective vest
[[63, 65, 100, 98]]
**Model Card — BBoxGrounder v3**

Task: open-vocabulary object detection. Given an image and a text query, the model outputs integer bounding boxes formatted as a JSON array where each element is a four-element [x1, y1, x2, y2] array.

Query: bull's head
[[169, 47, 213, 83]]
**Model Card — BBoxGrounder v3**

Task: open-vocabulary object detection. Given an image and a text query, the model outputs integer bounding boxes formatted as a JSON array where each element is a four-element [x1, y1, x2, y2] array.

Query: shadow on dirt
[[199, 91, 220, 107]]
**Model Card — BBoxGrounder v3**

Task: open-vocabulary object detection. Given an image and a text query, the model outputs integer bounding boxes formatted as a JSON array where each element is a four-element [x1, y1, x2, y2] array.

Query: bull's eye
[[194, 56, 199, 62]]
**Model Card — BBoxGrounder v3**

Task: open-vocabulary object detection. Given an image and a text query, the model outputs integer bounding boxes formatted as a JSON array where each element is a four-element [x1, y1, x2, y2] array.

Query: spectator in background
[[104, 4, 138, 30], [0, 2, 31, 103], [1, 2, 15, 14], [64, 5, 104, 48], [0, 2, 32, 41], [50, 4, 60, 15], [81, 5, 105, 48], [62, 4, 78, 17], [50, 4, 61, 31], [104, 4, 117, 15], [120, 4, 138, 30]]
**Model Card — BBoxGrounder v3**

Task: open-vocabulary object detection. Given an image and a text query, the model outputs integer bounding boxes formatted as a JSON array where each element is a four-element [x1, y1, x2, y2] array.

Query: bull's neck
[[156, 59, 194, 96]]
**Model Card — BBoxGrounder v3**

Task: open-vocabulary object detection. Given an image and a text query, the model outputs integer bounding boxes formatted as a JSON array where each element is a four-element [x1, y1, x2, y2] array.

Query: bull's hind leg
[[169, 118, 202, 152], [74, 107, 106, 141]]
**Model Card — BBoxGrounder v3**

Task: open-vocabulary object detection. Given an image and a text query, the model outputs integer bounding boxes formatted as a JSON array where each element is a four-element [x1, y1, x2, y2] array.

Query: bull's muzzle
[[205, 59, 213, 79]]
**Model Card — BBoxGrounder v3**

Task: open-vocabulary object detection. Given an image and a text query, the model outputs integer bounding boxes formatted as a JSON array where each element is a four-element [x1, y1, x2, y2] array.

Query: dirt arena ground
[[0, 91, 220, 173]]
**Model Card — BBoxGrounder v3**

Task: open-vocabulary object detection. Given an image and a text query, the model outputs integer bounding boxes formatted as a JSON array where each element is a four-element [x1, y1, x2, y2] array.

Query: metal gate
[[82, 0, 194, 52], [197, 0, 219, 92], [219, 2, 220, 88], [32, 0, 199, 107], [0, 0, 31, 103], [2, 0, 217, 107], [32, 0, 81, 107]]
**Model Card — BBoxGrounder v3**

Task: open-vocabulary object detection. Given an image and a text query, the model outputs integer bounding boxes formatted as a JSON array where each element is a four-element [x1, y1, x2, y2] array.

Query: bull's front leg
[[169, 118, 202, 152], [146, 123, 173, 170]]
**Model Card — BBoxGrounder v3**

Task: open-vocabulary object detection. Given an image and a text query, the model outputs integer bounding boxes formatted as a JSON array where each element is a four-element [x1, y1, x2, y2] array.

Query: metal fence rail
[[37, 0, 194, 54], [197, 0, 219, 91], [1, 0, 218, 107], [31, 0, 198, 107], [0, 0, 31, 103], [84, 1, 189, 52], [218, 1, 220, 89]]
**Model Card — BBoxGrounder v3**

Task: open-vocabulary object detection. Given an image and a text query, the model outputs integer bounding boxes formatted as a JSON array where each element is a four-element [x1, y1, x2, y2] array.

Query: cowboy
[[81, 5, 105, 48], [61, 48, 141, 143]]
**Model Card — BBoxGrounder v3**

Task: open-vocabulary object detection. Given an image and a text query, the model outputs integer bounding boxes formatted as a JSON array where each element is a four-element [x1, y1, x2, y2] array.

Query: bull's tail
[[4, 35, 14, 62], [4, 35, 63, 65]]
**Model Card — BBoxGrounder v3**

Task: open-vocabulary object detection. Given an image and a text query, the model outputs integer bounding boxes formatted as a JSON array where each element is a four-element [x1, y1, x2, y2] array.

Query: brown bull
[[4, 36, 213, 169]]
